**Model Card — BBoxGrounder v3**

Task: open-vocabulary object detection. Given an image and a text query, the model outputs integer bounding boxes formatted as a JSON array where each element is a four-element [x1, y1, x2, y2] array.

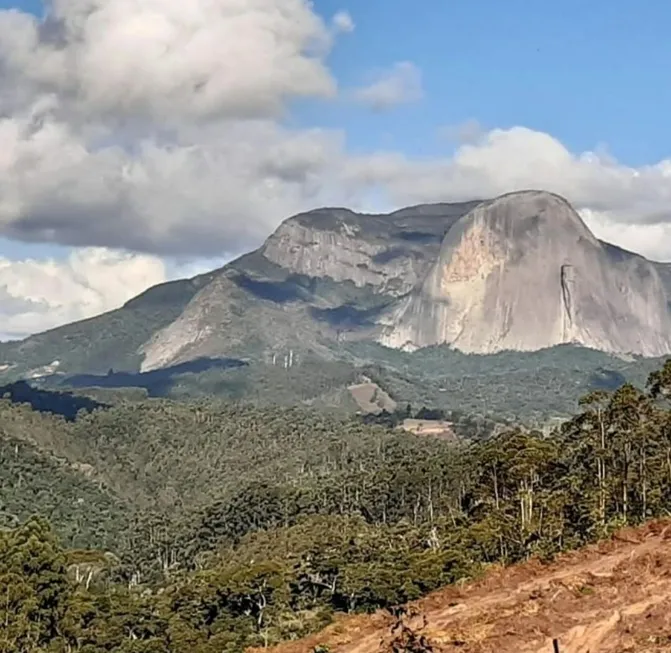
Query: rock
[[4, 190, 671, 376], [261, 203, 480, 296], [379, 190, 671, 356]]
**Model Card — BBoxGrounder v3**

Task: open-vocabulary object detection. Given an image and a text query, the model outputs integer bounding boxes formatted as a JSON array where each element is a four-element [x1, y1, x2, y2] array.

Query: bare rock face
[[379, 190, 671, 356], [261, 203, 479, 296], [139, 271, 335, 372], [262, 217, 418, 296], [140, 190, 671, 371]]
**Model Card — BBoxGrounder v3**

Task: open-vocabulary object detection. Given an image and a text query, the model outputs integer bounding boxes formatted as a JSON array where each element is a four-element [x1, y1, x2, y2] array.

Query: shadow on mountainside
[[0, 380, 107, 420], [62, 356, 249, 397]]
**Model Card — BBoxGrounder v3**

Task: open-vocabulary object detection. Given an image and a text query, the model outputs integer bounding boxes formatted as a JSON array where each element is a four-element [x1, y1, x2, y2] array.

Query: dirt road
[[263, 520, 671, 653]]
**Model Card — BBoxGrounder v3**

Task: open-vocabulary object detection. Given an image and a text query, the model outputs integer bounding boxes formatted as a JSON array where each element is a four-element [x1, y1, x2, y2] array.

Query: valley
[[2, 359, 671, 651], [2, 191, 671, 651]]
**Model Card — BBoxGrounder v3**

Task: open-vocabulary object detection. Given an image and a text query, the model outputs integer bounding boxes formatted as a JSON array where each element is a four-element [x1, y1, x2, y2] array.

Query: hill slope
[[266, 521, 671, 653], [0, 413, 130, 550], [0, 273, 216, 379], [2, 190, 671, 415]]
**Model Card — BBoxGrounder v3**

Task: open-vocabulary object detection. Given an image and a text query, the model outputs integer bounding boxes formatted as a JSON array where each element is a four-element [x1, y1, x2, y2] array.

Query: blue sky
[[5, 0, 669, 164], [297, 0, 671, 165]]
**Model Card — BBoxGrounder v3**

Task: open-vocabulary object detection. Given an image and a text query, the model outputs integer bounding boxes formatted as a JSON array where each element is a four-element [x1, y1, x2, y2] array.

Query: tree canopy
[[2, 362, 671, 650]]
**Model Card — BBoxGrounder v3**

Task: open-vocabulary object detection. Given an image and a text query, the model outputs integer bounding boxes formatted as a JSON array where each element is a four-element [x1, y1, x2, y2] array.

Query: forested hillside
[[2, 360, 671, 650], [6, 340, 667, 424]]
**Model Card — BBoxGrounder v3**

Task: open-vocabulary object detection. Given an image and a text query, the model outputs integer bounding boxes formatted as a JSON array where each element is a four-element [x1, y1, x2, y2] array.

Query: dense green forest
[[2, 360, 671, 651], [347, 342, 665, 422], [9, 341, 666, 424]]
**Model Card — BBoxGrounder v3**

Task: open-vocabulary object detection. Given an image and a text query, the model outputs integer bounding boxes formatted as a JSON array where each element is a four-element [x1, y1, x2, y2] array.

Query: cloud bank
[[1, 0, 671, 337], [0, 248, 166, 339]]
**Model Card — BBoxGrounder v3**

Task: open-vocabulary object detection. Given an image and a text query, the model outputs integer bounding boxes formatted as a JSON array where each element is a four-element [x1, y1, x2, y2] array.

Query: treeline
[[3, 361, 671, 651], [0, 515, 472, 653]]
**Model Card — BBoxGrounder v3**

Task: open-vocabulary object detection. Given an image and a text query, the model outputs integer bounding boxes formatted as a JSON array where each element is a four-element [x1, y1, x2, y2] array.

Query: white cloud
[[0, 248, 167, 339], [0, 0, 336, 123], [4, 123, 671, 339], [167, 255, 231, 279], [341, 127, 671, 261], [351, 61, 424, 111], [578, 209, 671, 263], [331, 10, 354, 34], [2, 1, 671, 338], [4, 93, 671, 263], [0, 101, 351, 256], [0, 0, 357, 260]]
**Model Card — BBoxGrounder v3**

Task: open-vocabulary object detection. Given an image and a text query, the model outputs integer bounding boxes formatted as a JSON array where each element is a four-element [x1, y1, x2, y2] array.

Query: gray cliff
[[261, 202, 481, 296], [142, 190, 671, 370], [379, 190, 671, 356]]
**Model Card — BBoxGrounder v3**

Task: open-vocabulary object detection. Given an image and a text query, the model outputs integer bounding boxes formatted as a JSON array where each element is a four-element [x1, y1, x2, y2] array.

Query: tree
[[0, 517, 70, 652]]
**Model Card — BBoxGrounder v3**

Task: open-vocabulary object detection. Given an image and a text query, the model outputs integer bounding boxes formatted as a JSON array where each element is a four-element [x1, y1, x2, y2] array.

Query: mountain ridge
[[379, 190, 671, 356], [1, 190, 670, 383]]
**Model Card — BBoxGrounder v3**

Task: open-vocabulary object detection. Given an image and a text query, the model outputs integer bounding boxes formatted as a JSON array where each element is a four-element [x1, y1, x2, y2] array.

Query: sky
[[1, 0, 671, 339]]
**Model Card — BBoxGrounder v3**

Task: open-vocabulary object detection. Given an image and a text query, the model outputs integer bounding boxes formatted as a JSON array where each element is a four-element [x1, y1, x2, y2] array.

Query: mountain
[[1, 189, 670, 390], [380, 191, 671, 355], [139, 199, 483, 371]]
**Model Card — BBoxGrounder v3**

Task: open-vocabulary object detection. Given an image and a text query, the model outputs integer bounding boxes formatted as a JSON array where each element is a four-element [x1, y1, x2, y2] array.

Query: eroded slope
[[265, 521, 671, 653]]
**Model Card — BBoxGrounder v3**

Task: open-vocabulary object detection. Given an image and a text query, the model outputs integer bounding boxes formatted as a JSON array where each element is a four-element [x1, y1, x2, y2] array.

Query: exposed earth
[[262, 521, 671, 653], [347, 379, 397, 414], [400, 418, 457, 441]]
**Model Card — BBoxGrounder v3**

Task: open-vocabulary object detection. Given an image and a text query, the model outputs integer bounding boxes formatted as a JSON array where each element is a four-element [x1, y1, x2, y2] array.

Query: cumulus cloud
[[331, 10, 354, 34], [342, 127, 671, 259], [3, 96, 671, 262], [0, 101, 350, 255], [3, 1, 671, 338], [351, 61, 424, 111], [0, 0, 362, 258], [0, 248, 167, 339], [0, 0, 335, 123], [578, 209, 671, 263]]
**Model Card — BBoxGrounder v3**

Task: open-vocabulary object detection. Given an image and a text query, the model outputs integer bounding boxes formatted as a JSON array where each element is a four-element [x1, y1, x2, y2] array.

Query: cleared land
[[347, 380, 397, 414], [261, 520, 671, 653], [400, 418, 457, 441]]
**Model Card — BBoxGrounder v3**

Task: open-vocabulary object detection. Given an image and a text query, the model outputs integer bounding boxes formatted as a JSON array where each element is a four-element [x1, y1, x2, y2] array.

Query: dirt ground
[[400, 419, 457, 442], [347, 381, 397, 414], [261, 520, 671, 653]]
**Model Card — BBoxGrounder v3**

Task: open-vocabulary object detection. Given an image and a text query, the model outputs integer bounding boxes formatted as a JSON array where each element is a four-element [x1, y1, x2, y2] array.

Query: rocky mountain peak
[[260, 202, 479, 297], [3, 191, 670, 380], [379, 190, 671, 356]]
